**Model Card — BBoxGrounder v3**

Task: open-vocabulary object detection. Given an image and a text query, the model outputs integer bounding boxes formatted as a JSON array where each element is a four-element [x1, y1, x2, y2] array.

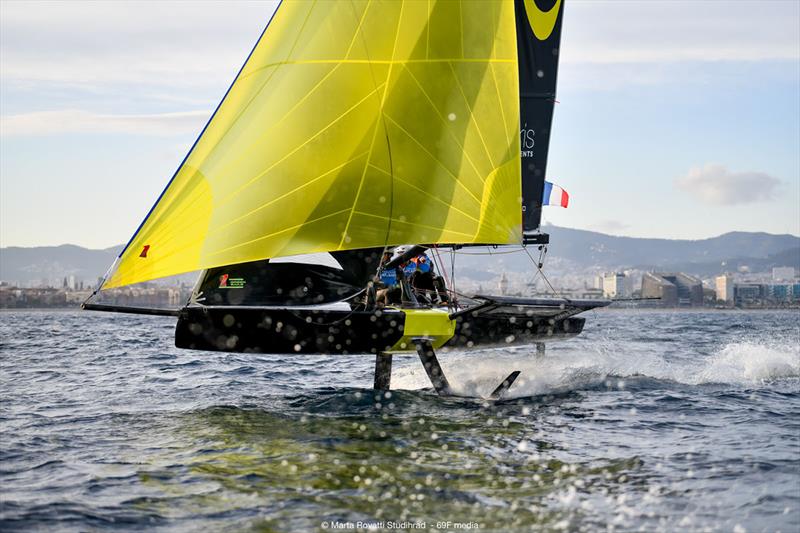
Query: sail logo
[[523, 0, 562, 41], [219, 274, 246, 289], [520, 124, 535, 158], [139, 245, 150, 258]]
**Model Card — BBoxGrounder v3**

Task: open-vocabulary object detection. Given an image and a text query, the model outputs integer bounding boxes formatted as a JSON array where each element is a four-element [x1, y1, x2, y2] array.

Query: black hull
[[174, 305, 585, 354]]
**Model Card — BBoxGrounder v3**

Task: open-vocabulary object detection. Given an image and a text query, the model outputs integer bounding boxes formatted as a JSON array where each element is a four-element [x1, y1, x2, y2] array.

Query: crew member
[[375, 252, 401, 306]]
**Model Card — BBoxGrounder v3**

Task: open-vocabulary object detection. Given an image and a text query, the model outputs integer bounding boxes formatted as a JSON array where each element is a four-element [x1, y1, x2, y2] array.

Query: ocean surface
[[1, 309, 798, 532]]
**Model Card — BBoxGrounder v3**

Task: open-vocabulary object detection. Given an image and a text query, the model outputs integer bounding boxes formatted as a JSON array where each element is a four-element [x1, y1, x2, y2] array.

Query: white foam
[[694, 342, 800, 384], [390, 336, 800, 399]]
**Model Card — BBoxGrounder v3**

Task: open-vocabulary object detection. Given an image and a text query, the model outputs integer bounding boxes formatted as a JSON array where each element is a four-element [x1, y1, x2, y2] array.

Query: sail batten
[[103, 0, 526, 290]]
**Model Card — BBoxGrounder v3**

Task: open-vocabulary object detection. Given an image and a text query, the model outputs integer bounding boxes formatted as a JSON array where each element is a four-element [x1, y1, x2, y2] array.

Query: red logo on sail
[[140, 245, 150, 258]]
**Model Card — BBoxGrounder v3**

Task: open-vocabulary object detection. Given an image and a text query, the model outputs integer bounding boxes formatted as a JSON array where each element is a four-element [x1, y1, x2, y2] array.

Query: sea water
[[1, 309, 798, 532]]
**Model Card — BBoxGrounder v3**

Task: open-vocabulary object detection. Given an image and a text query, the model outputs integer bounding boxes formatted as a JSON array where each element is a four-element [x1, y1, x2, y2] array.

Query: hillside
[[1, 228, 798, 286]]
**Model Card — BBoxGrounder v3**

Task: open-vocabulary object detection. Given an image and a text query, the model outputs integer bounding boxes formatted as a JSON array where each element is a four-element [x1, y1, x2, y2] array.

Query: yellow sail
[[104, 0, 521, 289]]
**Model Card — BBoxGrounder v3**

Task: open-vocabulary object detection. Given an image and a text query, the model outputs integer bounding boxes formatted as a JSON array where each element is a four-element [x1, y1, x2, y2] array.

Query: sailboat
[[84, 0, 609, 398]]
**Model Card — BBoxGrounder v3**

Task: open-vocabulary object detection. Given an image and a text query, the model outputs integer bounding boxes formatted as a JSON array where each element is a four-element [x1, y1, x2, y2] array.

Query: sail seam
[[209, 208, 353, 258], [353, 211, 474, 239], [211, 0, 376, 192], [400, 64, 483, 182], [216, 81, 387, 208], [337, 0, 406, 249], [382, 114, 483, 205], [489, 62, 512, 149], [447, 61, 496, 170], [210, 151, 372, 236], [246, 58, 514, 69], [195, 0, 319, 181], [215, 63, 342, 178], [368, 164, 480, 224]]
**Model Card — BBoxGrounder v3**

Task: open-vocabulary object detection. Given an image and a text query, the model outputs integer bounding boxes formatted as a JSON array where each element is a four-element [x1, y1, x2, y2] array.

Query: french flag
[[542, 181, 569, 208]]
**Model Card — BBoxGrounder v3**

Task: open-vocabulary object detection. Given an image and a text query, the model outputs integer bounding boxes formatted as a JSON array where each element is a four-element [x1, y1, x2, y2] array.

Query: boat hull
[[174, 305, 585, 354]]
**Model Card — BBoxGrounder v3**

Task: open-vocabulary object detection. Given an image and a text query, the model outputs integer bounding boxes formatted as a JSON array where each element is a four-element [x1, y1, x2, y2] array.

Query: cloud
[[0, 2, 274, 87], [1, 0, 797, 102], [560, 1, 800, 65], [0, 109, 208, 137], [592, 220, 631, 234], [674, 164, 781, 205]]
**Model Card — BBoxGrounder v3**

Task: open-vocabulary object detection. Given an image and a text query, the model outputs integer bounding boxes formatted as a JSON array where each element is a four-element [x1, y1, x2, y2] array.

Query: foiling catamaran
[[85, 0, 610, 399]]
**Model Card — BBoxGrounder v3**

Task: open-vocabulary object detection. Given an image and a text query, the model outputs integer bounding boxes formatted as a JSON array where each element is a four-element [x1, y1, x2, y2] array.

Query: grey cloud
[[674, 164, 781, 205], [592, 220, 631, 234]]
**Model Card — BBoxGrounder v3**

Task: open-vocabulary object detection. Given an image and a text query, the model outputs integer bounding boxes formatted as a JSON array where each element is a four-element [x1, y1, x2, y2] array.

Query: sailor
[[375, 252, 401, 306], [409, 253, 437, 303]]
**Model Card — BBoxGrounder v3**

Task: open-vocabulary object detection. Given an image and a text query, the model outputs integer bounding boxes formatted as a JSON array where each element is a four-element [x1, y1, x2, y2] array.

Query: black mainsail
[[514, 0, 564, 239]]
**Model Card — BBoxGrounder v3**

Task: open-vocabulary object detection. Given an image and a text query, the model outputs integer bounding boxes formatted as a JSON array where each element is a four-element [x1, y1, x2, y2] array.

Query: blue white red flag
[[542, 181, 569, 208]]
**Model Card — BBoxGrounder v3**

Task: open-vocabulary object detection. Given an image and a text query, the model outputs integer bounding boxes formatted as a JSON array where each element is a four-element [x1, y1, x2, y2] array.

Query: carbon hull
[[174, 300, 590, 354]]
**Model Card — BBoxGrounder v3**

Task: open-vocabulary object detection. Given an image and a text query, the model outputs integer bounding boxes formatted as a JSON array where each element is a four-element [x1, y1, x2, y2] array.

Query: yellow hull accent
[[390, 308, 456, 352]]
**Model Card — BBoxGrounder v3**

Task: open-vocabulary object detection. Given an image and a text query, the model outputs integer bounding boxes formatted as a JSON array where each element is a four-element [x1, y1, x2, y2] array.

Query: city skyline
[[1, 0, 799, 249]]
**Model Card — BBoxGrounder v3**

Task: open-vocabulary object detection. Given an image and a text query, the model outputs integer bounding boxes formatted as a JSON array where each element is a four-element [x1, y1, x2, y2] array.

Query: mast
[[513, 0, 564, 242]]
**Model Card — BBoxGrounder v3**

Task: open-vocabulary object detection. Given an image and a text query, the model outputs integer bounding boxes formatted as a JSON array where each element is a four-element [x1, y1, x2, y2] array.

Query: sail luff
[[102, 2, 284, 292], [102, 0, 523, 290]]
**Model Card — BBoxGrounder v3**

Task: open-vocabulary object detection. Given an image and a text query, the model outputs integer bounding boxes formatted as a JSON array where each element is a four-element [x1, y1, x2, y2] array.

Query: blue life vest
[[418, 258, 431, 273], [379, 268, 398, 287]]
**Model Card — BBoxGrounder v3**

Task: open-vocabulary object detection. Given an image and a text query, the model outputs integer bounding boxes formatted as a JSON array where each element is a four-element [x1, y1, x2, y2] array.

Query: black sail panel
[[195, 248, 384, 307], [514, 0, 564, 235]]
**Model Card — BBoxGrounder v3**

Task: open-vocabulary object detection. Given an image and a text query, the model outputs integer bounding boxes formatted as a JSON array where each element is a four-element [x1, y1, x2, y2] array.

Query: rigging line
[[450, 247, 458, 308], [82, 256, 120, 305], [453, 248, 526, 256], [431, 245, 453, 312], [523, 245, 558, 297]]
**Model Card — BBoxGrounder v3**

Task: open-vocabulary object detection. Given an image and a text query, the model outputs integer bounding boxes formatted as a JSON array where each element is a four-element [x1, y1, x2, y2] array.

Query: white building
[[498, 273, 509, 295], [715, 274, 734, 303], [602, 272, 629, 298], [773, 267, 796, 281]]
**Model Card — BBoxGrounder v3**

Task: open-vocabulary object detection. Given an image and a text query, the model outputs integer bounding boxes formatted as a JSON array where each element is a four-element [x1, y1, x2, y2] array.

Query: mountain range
[[1, 227, 798, 286]]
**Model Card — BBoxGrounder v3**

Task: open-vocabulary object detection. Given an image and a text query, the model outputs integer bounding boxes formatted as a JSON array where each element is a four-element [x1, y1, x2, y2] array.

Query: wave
[[391, 337, 800, 399], [696, 341, 800, 384]]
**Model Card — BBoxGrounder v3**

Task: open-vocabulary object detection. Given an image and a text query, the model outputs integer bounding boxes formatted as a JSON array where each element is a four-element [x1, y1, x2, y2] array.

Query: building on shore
[[601, 272, 629, 299], [498, 273, 509, 295], [641, 272, 703, 307], [772, 267, 796, 281], [715, 274, 734, 305]]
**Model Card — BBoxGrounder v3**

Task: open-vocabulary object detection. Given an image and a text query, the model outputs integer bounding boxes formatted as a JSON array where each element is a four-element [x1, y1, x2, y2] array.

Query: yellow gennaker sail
[[103, 0, 522, 290]]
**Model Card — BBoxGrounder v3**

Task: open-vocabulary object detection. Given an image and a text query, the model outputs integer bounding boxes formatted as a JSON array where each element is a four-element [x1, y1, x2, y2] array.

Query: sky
[[1, 0, 798, 249]]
